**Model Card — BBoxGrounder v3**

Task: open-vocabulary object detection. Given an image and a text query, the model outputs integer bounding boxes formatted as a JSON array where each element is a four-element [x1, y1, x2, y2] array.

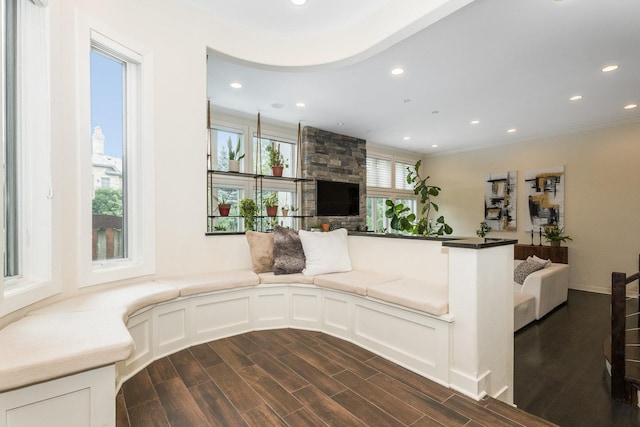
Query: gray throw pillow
[[514, 259, 545, 284], [273, 226, 306, 275]]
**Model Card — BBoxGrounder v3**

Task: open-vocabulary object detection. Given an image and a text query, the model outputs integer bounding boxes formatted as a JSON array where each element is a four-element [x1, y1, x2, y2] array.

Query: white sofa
[[513, 259, 570, 331]]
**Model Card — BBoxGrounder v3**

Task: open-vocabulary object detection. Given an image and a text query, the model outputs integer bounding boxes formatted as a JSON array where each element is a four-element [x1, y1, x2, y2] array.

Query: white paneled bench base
[[116, 282, 455, 391]]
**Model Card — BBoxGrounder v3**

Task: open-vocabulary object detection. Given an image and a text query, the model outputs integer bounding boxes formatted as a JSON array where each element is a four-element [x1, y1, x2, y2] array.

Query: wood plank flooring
[[117, 329, 554, 427]]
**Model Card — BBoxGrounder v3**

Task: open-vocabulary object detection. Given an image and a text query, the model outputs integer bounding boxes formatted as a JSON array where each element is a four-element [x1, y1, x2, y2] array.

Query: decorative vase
[[228, 160, 240, 173], [218, 204, 231, 217], [271, 166, 283, 177], [266, 206, 278, 217]]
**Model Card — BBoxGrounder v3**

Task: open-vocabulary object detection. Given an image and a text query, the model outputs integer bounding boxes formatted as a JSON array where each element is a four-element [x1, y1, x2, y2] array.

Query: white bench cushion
[[157, 269, 259, 297], [258, 272, 315, 284], [367, 278, 449, 316], [313, 270, 399, 296], [29, 281, 179, 318], [0, 310, 133, 392]]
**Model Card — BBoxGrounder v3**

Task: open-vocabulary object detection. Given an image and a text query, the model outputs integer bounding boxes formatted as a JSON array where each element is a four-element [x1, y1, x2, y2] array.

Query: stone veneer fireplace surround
[[300, 126, 367, 231]]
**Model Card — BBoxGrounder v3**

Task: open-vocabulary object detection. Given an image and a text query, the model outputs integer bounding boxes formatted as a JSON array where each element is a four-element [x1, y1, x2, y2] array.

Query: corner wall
[[422, 120, 640, 294]]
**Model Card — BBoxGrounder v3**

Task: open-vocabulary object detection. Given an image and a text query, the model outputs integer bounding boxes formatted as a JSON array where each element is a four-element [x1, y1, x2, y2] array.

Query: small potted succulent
[[265, 142, 288, 177], [476, 221, 491, 238], [281, 205, 289, 217], [264, 193, 279, 217], [214, 195, 231, 217], [542, 226, 573, 247], [227, 136, 245, 173]]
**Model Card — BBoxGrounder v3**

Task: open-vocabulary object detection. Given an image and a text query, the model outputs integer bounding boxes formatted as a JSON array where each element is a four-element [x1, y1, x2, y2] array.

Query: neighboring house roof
[[93, 153, 122, 176]]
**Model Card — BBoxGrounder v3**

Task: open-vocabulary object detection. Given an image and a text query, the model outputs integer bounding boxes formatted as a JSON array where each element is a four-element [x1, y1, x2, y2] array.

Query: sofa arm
[[520, 263, 570, 319]]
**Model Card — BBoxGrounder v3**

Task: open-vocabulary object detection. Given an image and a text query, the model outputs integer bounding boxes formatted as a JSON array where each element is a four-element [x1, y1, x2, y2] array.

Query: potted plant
[[281, 205, 289, 217], [239, 198, 259, 231], [264, 192, 279, 217], [476, 221, 491, 238], [214, 195, 231, 217], [265, 142, 288, 177], [227, 136, 244, 173], [542, 226, 573, 247]]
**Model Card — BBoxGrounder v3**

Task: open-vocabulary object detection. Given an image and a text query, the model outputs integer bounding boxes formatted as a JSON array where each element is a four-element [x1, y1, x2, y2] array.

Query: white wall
[[423, 120, 640, 294]]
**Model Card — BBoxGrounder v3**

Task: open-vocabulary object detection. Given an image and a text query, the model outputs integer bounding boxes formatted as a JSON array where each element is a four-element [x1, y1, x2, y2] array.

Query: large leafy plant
[[385, 160, 453, 236]]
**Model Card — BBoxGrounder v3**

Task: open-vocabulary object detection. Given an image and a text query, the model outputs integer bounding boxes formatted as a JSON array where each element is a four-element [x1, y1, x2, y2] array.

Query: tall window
[[2, 0, 55, 314], [3, 0, 18, 278], [366, 153, 418, 233], [80, 29, 154, 287], [90, 48, 126, 261], [210, 127, 244, 172]]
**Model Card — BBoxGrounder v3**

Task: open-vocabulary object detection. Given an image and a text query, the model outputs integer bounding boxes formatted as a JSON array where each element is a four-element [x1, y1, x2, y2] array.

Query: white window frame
[[1, 0, 56, 316], [77, 26, 155, 287]]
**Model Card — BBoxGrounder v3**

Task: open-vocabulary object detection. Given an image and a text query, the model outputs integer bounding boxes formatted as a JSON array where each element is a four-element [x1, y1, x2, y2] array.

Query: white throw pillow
[[528, 255, 552, 268], [298, 228, 353, 276]]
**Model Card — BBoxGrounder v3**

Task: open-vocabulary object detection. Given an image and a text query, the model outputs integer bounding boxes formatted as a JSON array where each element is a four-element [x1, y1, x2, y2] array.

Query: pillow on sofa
[[245, 231, 274, 273], [298, 228, 352, 276], [530, 255, 552, 268], [273, 226, 305, 275], [514, 259, 545, 284]]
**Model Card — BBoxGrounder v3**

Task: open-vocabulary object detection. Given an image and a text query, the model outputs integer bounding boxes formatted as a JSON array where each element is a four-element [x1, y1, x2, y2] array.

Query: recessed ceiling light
[[291, 0, 307, 5], [507, 128, 517, 133], [431, 144, 438, 148], [230, 82, 242, 89], [470, 120, 480, 125], [391, 67, 404, 76], [569, 95, 583, 101], [337, 122, 344, 126], [624, 104, 637, 110], [403, 99, 411, 103], [295, 102, 306, 107], [271, 103, 284, 109], [403, 136, 411, 141], [432, 110, 439, 115], [602, 64, 619, 73]]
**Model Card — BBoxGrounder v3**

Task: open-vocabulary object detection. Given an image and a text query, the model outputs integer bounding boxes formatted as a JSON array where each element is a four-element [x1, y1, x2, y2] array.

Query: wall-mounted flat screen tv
[[316, 180, 360, 216]]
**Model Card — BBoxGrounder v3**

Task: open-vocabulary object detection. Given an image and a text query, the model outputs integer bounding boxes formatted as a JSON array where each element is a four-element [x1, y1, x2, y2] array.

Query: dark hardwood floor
[[117, 328, 554, 426], [515, 289, 640, 426], [117, 289, 640, 426]]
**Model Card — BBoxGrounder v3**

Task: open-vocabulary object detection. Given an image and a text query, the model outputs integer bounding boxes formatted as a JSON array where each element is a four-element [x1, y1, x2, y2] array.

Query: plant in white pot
[[227, 137, 244, 172], [542, 226, 572, 247]]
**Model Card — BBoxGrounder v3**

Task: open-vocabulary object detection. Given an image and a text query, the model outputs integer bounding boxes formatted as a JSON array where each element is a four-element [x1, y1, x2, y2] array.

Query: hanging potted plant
[[227, 136, 244, 173], [542, 226, 573, 247], [264, 193, 279, 217], [239, 198, 259, 231], [265, 142, 288, 177], [214, 195, 231, 217]]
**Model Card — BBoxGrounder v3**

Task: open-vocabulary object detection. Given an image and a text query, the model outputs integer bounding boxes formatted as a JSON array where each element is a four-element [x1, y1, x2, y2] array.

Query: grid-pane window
[[90, 48, 126, 261], [366, 156, 392, 188], [366, 196, 389, 233], [253, 136, 295, 177], [209, 187, 242, 233], [395, 160, 414, 191], [211, 128, 244, 172]]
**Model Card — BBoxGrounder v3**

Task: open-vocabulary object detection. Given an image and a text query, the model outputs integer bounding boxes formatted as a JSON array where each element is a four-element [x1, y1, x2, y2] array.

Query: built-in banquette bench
[[0, 232, 516, 427]]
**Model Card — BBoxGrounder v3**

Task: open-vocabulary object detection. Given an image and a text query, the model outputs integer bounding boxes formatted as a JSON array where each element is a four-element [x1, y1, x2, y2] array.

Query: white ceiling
[[205, 0, 640, 155]]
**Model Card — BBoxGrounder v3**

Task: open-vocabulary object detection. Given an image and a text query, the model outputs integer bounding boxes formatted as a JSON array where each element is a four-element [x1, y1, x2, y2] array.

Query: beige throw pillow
[[246, 231, 274, 273]]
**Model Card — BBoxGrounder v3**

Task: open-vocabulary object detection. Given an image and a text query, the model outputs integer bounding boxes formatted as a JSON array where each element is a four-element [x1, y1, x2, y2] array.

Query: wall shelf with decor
[[206, 169, 312, 234]]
